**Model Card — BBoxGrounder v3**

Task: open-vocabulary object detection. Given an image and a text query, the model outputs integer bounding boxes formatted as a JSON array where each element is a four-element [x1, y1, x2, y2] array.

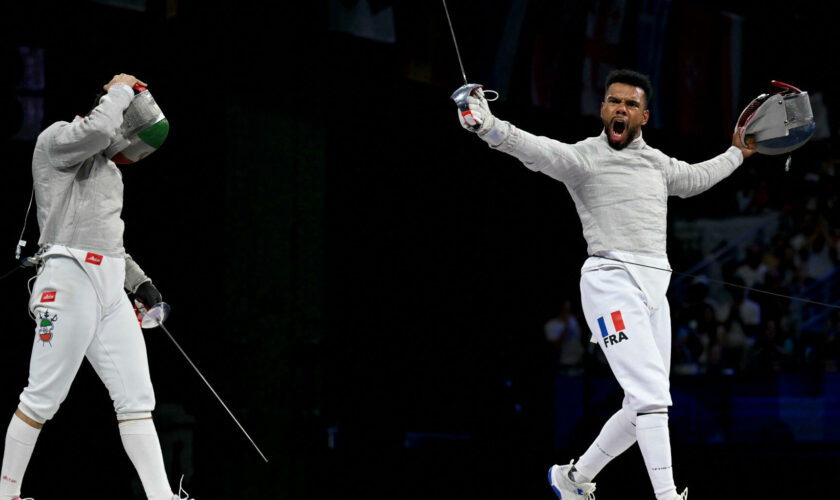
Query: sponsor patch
[[85, 252, 103, 265], [40, 291, 56, 303]]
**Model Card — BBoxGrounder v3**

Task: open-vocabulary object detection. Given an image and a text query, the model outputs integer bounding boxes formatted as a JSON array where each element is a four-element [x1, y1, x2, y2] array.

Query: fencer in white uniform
[[0, 74, 189, 500], [458, 69, 756, 500]]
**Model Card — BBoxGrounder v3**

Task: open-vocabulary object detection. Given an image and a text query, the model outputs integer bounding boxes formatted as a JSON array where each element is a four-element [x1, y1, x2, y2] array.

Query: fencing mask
[[105, 85, 169, 164], [736, 81, 815, 156]]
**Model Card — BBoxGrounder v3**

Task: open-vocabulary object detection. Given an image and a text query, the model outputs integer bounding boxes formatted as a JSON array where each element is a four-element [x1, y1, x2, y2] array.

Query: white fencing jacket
[[32, 83, 150, 291], [479, 119, 743, 311]]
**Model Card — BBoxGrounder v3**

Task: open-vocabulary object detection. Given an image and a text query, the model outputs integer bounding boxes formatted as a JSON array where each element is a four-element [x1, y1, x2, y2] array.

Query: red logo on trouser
[[85, 252, 103, 265], [40, 291, 56, 302]]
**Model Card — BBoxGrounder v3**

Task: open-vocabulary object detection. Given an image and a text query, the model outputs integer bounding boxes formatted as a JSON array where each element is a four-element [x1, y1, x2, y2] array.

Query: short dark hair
[[605, 69, 652, 109]]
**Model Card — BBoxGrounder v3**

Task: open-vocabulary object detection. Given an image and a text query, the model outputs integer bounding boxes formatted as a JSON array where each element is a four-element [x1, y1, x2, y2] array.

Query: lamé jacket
[[32, 83, 150, 292], [478, 119, 743, 313]]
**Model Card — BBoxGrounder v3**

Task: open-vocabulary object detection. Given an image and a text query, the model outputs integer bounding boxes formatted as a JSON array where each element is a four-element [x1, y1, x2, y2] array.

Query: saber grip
[[451, 83, 484, 130]]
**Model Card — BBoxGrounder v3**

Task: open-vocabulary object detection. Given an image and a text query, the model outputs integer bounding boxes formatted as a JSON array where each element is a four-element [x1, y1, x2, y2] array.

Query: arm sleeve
[[44, 84, 134, 169], [477, 118, 588, 184], [124, 253, 152, 293], [666, 146, 744, 198]]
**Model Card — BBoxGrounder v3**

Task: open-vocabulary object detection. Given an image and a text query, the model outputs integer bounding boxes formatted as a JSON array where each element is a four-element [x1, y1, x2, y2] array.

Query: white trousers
[[19, 247, 155, 423], [579, 265, 673, 413]]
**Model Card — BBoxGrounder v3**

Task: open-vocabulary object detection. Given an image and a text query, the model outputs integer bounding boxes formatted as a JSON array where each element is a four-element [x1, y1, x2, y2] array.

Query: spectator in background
[[744, 320, 793, 374], [735, 165, 770, 214], [734, 281, 762, 339], [717, 277, 760, 373], [545, 300, 585, 373], [672, 277, 720, 374], [710, 260, 739, 323], [735, 244, 768, 289], [762, 232, 797, 288], [753, 268, 797, 345], [791, 211, 834, 281]]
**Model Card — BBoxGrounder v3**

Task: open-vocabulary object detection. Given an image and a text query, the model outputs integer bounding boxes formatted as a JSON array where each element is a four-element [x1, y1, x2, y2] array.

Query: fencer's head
[[601, 69, 651, 150], [87, 86, 169, 164]]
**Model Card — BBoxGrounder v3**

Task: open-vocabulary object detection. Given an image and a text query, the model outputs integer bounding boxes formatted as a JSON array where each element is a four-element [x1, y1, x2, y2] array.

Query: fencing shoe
[[670, 488, 688, 500], [548, 460, 596, 500]]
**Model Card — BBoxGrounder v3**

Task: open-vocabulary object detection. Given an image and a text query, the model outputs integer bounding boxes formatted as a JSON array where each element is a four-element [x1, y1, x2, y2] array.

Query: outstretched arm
[[456, 90, 588, 184], [666, 129, 758, 198]]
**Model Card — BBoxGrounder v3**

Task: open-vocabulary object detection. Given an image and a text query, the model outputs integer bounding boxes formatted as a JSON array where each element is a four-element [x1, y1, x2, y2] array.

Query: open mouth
[[610, 118, 627, 143]]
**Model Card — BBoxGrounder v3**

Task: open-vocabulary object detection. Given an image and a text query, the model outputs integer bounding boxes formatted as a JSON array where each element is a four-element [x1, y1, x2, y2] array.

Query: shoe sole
[[548, 465, 564, 499]]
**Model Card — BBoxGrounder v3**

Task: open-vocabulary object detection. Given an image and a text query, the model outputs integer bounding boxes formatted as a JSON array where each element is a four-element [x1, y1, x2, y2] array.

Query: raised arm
[[42, 74, 146, 168], [667, 129, 757, 198], [457, 89, 588, 185]]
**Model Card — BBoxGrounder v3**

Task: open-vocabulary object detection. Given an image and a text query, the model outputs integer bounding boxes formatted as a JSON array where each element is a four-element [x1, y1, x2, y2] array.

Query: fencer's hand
[[458, 88, 495, 133], [135, 281, 162, 308], [104, 73, 147, 92], [733, 128, 757, 159]]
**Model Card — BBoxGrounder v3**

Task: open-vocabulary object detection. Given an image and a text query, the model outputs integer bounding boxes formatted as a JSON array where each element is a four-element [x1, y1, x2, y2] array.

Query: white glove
[[457, 88, 495, 133]]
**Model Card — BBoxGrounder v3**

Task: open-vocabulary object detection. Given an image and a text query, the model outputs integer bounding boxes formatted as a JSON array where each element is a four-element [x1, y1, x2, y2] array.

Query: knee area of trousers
[[636, 411, 669, 429], [117, 411, 153, 422], [17, 403, 48, 425], [112, 388, 155, 418], [620, 408, 637, 427]]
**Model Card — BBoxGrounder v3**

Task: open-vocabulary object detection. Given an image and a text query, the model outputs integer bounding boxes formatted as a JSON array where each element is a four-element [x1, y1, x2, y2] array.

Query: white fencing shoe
[[548, 460, 596, 500]]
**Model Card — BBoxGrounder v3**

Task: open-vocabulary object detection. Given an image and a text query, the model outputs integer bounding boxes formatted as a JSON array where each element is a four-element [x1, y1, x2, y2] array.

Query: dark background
[[1, 0, 839, 498]]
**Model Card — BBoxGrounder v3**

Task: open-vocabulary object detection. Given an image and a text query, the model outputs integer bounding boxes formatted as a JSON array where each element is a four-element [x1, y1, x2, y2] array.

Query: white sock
[[636, 413, 677, 500], [119, 419, 173, 500], [0, 415, 41, 499], [574, 408, 637, 481]]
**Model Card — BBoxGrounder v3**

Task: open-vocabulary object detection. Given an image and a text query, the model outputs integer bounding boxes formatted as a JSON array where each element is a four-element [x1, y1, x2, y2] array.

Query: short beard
[[607, 136, 630, 150], [603, 120, 638, 151]]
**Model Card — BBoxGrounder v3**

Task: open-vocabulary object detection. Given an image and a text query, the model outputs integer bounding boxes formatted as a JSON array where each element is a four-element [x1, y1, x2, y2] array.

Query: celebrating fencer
[[0, 73, 189, 500], [457, 69, 757, 500]]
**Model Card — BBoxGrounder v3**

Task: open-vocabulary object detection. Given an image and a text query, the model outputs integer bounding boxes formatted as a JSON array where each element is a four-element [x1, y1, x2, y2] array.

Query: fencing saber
[[142, 303, 269, 463], [442, 0, 497, 128]]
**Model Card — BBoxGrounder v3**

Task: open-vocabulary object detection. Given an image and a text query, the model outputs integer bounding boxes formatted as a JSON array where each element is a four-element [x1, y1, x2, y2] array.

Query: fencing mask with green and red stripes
[[105, 85, 169, 164]]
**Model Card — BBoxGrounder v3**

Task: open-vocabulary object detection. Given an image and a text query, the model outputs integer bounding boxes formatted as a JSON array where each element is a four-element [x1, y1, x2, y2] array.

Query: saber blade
[[157, 320, 269, 463], [441, 0, 468, 85]]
